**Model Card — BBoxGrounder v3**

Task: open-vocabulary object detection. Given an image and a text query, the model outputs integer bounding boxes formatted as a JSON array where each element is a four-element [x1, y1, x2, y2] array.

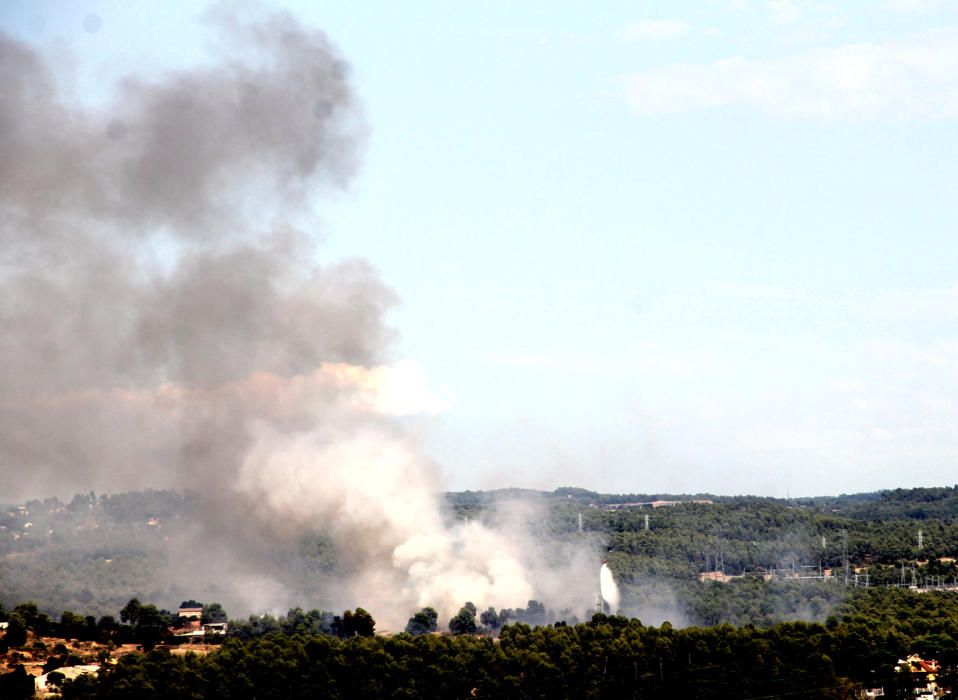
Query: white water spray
[[599, 561, 620, 612]]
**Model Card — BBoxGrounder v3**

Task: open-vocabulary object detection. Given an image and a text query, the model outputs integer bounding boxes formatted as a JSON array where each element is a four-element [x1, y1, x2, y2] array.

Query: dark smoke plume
[[0, 9, 599, 628], [0, 10, 386, 498]]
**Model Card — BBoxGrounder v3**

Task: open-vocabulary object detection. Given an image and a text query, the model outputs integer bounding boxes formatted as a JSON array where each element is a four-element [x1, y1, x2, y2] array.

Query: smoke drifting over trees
[[0, 10, 599, 627]]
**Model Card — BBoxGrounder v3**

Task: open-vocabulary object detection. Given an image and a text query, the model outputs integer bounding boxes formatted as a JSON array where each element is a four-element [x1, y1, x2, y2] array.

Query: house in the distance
[[177, 603, 204, 631], [895, 655, 942, 699]]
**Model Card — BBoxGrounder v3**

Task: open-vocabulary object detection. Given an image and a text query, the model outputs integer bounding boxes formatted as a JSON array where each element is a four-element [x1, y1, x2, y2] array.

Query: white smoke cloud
[[0, 8, 599, 629], [600, 561, 621, 612]]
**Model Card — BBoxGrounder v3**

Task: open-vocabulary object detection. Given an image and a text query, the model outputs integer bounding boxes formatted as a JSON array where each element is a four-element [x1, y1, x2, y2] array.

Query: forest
[[5, 485, 958, 624], [4, 486, 958, 697], [2, 587, 958, 698]]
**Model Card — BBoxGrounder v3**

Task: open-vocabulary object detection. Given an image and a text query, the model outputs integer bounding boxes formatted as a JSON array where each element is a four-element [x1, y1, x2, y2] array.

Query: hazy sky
[[3, 0, 958, 497]]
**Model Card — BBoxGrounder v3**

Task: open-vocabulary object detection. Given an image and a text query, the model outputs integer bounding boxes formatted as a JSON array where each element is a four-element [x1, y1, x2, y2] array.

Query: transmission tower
[[842, 529, 849, 585]]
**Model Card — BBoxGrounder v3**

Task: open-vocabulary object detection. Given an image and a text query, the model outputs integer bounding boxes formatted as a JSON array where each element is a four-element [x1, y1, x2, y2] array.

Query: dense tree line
[[52, 603, 951, 700], [7, 486, 958, 699], [0, 600, 150, 653], [3, 586, 958, 698], [6, 485, 958, 631]]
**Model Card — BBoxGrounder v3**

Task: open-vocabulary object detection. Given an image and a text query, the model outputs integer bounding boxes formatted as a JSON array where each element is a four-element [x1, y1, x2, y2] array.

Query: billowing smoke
[[0, 10, 598, 628], [599, 562, 621, 612]]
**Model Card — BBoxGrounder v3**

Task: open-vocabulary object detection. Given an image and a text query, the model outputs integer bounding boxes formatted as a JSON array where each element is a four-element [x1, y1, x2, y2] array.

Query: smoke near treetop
[[0, 9, 599, 627]]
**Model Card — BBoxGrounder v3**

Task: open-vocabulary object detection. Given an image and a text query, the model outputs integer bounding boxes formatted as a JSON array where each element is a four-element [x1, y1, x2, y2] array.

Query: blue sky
[[4, 0, 958, 496]]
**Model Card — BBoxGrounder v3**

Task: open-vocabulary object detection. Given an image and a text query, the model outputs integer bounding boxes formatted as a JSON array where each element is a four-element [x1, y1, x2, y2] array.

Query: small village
[[2, 598, 956, 699], [1, 601, 227, 698]]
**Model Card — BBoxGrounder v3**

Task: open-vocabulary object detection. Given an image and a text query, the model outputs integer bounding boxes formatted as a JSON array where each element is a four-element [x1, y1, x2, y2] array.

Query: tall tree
[[449, 603, 478, 635], [405, 607, 439, 635], [120, 598, 142, 628], [202, 602, 228, 624]]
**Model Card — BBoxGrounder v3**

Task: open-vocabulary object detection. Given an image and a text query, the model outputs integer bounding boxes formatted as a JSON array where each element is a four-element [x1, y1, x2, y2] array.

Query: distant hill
[[4, 485, 958, 627]]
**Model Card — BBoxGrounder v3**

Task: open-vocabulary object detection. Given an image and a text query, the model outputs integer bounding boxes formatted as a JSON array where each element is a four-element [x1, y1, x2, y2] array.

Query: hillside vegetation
[[5, 486, 958, 698], [3, 486, 958, 625]]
